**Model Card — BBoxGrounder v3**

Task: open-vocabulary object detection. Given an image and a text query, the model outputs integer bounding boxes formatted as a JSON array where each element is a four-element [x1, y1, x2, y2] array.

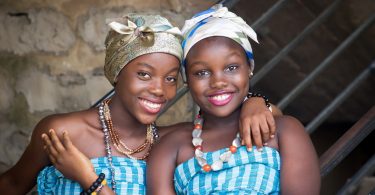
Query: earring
[[249, 72, 253, 78]]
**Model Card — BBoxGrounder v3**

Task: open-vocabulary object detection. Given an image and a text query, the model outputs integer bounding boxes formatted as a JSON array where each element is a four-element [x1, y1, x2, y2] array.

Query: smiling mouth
[[207, 93, 234, 106], [139, 98, 163, 114]]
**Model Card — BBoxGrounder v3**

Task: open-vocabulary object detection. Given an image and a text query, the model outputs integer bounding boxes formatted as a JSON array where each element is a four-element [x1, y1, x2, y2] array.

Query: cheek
[[164, 84, 177, 99], [236, 72, 250, 91], [188, 79, 206, 100]]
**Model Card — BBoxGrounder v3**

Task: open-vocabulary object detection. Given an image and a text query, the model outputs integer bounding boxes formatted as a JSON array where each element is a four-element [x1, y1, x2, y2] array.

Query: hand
[[239, 97, 276, 151], [41, 129, 97, 187]]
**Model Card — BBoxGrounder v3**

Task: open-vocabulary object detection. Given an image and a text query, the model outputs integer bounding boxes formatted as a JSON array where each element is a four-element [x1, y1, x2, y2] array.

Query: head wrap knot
[[104, 14, 183, 85], [181, 4, 258, 75]]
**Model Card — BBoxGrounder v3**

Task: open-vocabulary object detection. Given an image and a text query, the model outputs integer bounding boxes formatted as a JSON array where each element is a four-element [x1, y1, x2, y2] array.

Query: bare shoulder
[[159, 122, 192, 143], [32, 108, 98, 140], [274, 115, 305, 137], [275, 116, 320, 194], [151, 122, 193, 158]]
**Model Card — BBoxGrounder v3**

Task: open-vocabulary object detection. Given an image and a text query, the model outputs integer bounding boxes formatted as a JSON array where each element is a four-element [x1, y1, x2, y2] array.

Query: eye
[[225, 64, 239, 72], [165, 76, 177, 83], [137, 71, 151, 79], [195, 70, 210, 77]]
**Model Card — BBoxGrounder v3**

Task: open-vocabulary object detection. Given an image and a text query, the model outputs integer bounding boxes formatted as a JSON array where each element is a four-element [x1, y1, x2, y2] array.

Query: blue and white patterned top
[[37, 156, 146, 195], [174, 146, 280, 195]]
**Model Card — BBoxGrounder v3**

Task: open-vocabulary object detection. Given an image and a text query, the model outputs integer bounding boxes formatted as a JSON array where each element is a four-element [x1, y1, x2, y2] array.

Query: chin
[[137, 114, 158, 125], [204, 108, 233, 118]]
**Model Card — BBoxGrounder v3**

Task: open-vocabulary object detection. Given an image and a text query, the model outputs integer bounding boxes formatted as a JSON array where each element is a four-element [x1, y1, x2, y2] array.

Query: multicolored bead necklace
[[98, 100, 159, 192], [192, 114, 241, 172]]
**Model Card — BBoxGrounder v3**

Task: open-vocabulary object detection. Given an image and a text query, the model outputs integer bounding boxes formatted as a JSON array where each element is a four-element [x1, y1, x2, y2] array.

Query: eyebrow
[[188, 61, 207, 67], [226, 51, 243, 58], [188, 51, 243, 66], [136, 62, 154, 69], [137, 62, 179, 74]]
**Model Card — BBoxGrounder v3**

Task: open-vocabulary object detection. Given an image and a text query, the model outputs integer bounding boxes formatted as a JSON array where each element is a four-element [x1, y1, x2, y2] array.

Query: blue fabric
[[174, 146, 280, 195], [37, 156, 146, 195]]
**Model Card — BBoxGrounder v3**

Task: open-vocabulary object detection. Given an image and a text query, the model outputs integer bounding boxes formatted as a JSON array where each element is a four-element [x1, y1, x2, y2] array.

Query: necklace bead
[[98, 100, 159, 193], [192, 114, 241, 172], [203, 164, 212, 172], [229, 145, 237, 153]]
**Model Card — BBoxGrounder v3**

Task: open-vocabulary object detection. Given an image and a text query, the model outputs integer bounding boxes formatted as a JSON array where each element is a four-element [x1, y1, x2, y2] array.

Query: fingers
[[42, 133, 59, 159], [49, 129, 66, 153], [240, 119, 253, 151], [62, 131, 74, 150], [239, 120, 244, 145], [250, 123, 263, 151], [44, 146, 57, 164], [259, 118, 270, 145], [267, 113, 276, 138]]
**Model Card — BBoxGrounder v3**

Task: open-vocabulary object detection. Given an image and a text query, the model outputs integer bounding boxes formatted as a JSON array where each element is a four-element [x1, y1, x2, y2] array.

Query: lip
[[207, 91, 234, 106], [138, 97, 165, 114]]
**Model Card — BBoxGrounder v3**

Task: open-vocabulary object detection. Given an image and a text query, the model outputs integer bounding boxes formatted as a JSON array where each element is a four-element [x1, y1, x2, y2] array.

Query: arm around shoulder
[[277, 116, 320, 195]]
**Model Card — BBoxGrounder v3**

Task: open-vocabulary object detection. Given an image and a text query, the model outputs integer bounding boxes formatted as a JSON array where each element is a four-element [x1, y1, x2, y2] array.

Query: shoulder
[[152, 122, 193, 154], [274, 116, 320, 193], [32, 108, 98, 139], [158, 122, 193, 140], [274, 115, 305, 136], [274, 115, 316, 153]]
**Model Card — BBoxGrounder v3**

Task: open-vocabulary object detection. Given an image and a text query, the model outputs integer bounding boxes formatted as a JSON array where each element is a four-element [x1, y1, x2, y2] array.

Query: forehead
[[186, 36, 247, 60], [119, 52, 180, 76]]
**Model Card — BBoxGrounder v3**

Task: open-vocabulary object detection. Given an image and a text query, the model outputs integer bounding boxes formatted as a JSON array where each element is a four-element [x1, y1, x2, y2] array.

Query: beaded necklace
[[192, 114, 241, 172], [98, 101, 159, 192], [103, 99, 154, 160]]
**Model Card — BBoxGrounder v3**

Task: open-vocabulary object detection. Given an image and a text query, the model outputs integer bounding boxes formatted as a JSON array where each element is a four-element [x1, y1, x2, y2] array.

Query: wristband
[[92, 179, 107, 195], [246, 92, 272, 112], [81, 173, 106, 195]]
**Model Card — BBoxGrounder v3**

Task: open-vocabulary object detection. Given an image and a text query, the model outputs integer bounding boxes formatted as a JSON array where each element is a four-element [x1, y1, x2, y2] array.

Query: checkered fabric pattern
[[174, 146, 280, 194], [38, 157, 147, 195]]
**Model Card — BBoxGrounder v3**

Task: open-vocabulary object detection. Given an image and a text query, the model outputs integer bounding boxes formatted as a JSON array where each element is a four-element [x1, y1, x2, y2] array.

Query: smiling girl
[[147, 5, 320, 194]]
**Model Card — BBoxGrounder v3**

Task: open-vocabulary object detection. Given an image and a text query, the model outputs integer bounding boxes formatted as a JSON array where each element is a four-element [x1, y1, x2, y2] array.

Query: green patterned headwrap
[[104, 14, 183, 85]]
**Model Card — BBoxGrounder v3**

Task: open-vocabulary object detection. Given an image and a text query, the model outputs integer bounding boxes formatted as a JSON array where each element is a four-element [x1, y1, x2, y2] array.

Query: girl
[[147, 5, 320, 194], [0, 13, 277, 194]]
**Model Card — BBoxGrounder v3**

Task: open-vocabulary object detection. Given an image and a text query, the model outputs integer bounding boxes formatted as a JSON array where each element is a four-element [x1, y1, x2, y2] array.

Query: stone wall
[[0, 0, 213, 173]]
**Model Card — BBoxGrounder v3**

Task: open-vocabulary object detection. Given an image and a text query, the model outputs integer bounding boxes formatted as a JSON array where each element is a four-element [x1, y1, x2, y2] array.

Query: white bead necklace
[[192, 114, 241, 172]]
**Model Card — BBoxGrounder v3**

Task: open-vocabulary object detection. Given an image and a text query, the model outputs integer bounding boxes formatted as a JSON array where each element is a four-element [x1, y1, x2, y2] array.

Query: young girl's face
[[186, 36, 251, 117], [115, 52, 180, 124]]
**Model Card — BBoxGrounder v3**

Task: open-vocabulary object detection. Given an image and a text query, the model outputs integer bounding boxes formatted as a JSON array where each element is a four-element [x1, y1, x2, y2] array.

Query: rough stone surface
[[78, 6, 190, 52], [78, 7, 134, 52], [0, 71, 14, 113], [0, 8, 76, 55]]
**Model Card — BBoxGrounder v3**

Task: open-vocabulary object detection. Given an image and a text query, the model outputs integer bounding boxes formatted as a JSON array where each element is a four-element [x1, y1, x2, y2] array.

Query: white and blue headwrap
[[181, 4, 258, 79]]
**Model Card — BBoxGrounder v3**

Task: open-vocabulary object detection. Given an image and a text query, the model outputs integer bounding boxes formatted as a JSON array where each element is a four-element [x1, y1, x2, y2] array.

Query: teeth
[[141, 99, 161, 110], [211, 94, 230, 101]]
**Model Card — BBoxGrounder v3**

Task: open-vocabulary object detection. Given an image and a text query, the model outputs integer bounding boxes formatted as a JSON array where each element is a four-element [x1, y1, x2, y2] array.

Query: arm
[[277, 116, 320, 195], [0, 116, 55, 194], [147, 131, 179, 195], [42, 129, 114, 195], [240, 96, 283, 150]]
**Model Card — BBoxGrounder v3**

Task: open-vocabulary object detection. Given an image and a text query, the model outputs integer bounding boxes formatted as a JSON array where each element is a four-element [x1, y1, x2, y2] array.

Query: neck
[[106, 95, 147, 137], [201, 107, 241, 133]]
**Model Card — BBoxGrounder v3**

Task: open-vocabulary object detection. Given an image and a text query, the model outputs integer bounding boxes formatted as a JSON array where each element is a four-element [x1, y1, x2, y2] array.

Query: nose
[[149, 78, 164, 97], [209, 73, 228, 89]]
